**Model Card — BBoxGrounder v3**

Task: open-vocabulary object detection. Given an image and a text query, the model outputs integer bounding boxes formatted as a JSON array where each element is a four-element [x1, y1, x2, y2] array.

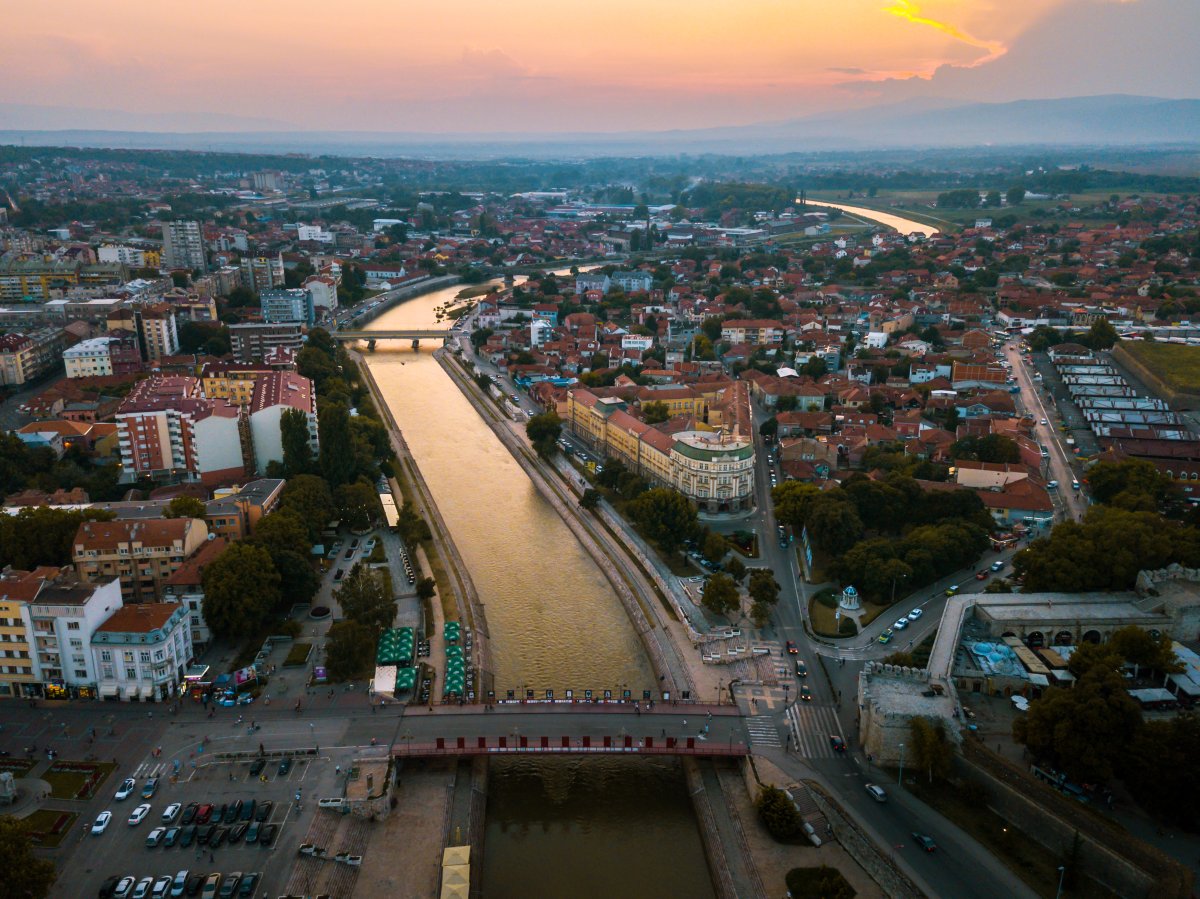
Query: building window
[[102, 665, 113, 678], [75, 669, 88, 679], [69, 639, 82, 649], [123, 651, 134, 663], [101, 650, 111, 662], [67, 621, 80, 630], [125, 668, 136, 679]]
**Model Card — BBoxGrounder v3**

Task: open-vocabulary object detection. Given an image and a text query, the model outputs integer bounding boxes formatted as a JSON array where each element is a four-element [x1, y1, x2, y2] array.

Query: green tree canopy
[[1085, 458, 1170, 511], [318, 403, 356, 488], [0, 507, 115, 570], [334, 564, 394, 636], [201, 543, 281, 637], [525, 412, 562, 460], [278, 475, 334, 543], [280, 407, 314, 476], [164, 495, 207, 519], [627, 488, 699, 554], [334, 479, 383, 533], [748, 569, 781, 607], [642, 401, 670, 424], [756, 785, 804, 841], [701, 573, 740, 617], [771, 481, 820, 532], [0, 815, 57, 898], [325, 620, 375, 681], [909, 717, 954, 784], [702, 531, 727, 563]]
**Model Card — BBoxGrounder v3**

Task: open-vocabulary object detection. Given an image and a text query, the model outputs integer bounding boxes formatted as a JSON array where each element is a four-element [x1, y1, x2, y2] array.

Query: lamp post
[[1055, 866, 1066, 899], [898, 743, 905, 787]]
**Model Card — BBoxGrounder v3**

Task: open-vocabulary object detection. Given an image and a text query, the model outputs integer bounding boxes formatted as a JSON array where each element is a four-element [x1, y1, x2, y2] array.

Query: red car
[[975, 570, 988, 581], [196, 803, 214, 824], [786, 640, 798, 655]]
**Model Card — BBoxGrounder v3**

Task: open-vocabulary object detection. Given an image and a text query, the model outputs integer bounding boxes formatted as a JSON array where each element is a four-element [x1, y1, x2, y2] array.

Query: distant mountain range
[[0, 95, 1197, 158]]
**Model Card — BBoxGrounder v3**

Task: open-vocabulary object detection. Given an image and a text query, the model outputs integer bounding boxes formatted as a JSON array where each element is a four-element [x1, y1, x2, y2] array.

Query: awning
[[100, 683, 118, 697]]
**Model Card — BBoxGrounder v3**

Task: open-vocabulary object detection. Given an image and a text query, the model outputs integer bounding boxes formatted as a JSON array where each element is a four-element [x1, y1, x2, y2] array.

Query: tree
[[949, 434, 1021, 464], [1006, 186, 1026, 206], [334, 564, 394, 635], [642, 400, 670, 424], [325, 620, 375, 681], [525, 412, 562, 460], [163, 495, 206, 519], [335, 480, 383, 533], [251, 511, 311, 557], [281, 407, 314, 476], [759, 416, 778, 440], [0, 507, 115, 570], [395, 501, 432, 547], [415, 577, 436, 600], [0, 815, 57, 898], [748, 569, 781, 607], [318, 403, 357, 488], [701, 573, 740, 617], [726, 556, 747, 584], [702, 531, 727, 563], [984, 190, 1002, 208], [1108, 625, 1182, 677], [202, 543, 280, 637], [750, 600, 772, 629], [1084, 317, 1119, 350], [1086, 458, 1168, 510], [757, 785, 804, 841], [805, 494, 863, 555], [771, 481, 820, 532], [627, 488, 699, 554], [580, 488, 602, 512], [278, 475, 334, 543], [785, 866, 855, 899], [909, 718, 954, 784]]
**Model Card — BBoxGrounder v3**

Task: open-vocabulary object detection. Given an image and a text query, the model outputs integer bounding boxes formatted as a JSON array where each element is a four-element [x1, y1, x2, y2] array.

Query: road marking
[[744, 717, 782, 747], [786, 704, 842, 758]]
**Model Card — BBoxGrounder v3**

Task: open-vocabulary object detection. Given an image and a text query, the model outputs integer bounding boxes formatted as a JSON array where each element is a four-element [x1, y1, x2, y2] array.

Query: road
[[1004, 340, 1089, 522]]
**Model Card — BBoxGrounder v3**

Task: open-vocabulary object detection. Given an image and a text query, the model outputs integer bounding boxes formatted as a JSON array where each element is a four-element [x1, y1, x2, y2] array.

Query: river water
[[363, 282, 714, 898], [805, 199, 940, 237]]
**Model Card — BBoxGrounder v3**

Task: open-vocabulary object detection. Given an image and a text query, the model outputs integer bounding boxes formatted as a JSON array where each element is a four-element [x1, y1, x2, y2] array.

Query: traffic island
[[41, 760, 116, 800]]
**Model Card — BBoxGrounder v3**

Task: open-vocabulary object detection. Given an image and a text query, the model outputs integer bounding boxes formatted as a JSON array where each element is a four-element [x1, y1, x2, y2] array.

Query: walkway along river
[[804, 199, 941, 237], [361, 281, 715, 898]]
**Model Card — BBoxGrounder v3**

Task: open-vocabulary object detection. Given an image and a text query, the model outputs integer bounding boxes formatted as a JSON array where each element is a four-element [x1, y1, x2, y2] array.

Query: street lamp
[[1055, 866, 1066, 899], [898, 743, 905, 786]]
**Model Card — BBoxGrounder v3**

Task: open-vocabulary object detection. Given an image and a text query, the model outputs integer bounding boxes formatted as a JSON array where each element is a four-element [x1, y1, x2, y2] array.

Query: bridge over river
[[333, 329, 453, 349], [388, 701, 754, 758]]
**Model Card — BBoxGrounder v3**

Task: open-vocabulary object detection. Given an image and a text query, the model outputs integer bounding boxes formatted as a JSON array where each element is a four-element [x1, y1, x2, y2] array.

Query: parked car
[[181, 802, 199, 825], [200, 874, 220, 899], [178, 825, 197, 847], [237, 873, 260, 897], [1048, 480, 1059, 489], [115, 778, 137, 801], [169, 870, 189, 898], [99, 875, 123, 898], [278, 757, 292, 775], [865, 783, 887, 802], [112, 877, 137, 899], [183, 873, 204, 897], [227, 799, 243, 821], [195, 804, 213, 824], [257, 823, 278, 847], [239, 799, 256, 822], [254, 800, 273, 822], [163, 826, 181, 847], [127, 804, 151, 826], [196, 824, 216, 845], [248, 758, 266, 777], [209, 826, 228, 849], [145, 826, 166, 847], [228, 822, 248, 844], [213, 804, 228, 825], [218, 873, 242, 899], [91, 810, 113, 835], [132, 877, 154, 899], [244, 821, 261, 845], [161, 803, 181, 824]]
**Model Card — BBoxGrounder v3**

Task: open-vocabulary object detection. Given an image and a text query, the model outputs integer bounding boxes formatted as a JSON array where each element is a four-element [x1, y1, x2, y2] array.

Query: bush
[[785, 866, 856, 899], [757, 785, 804, 841]]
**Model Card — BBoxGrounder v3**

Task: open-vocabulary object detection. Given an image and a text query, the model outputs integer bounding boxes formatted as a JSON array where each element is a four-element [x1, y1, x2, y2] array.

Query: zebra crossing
[[786, 703, 843, 758], [744, 716, 783, 748], [132, 760, 170, 779]]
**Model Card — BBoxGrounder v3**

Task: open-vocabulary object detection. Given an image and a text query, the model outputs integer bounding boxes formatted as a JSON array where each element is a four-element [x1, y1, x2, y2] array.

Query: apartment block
[[27, 575, 123, 700], [91, 602, 193, 702], [229, 322, 305, 362], [161, 220, 206, 272], [240, 254, 284, 293], [248, 371, 319, 473], [0, 567, 52, 698], [0, 328, 69, 386], [261, 288, 315, 326], [73, 518, 209, 603], [63, 332, 143, 378]]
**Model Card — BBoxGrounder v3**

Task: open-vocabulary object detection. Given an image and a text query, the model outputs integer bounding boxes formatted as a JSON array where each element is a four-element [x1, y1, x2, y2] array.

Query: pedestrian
[[335, 765, 341, 775], [209, 852, 214, 863]]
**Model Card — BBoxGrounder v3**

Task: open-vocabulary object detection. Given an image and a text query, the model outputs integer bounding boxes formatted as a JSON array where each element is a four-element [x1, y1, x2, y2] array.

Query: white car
[[115, 778, 137, 801], [161, 802, 181, 824], [1048, 480, 1059, 489], [865, 783, 888, 802], [893, 617, 909, 630], [127, 803, 151, 826], [908, 608, 923, 620], [1040, 418, 1048, 425], [132, 877, 153, 899], [145, 826, 166, 847], [91, 810, 112, 835]]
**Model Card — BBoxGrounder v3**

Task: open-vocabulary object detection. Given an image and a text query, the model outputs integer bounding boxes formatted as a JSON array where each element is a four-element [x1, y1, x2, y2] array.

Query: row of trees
[[0, 432, 125, 507]]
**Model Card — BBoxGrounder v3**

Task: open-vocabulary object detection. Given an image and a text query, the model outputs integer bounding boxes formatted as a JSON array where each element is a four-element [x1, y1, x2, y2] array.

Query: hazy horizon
[[3, 0, 1197, 134]]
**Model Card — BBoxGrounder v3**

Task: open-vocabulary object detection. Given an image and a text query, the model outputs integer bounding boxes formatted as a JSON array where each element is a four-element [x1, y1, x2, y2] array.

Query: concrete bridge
[[332, 329, 454, 350], [389, 701, 754, 759]]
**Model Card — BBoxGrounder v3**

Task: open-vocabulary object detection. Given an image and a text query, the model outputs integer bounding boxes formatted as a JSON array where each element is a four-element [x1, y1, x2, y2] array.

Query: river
[[362, 280, 714, 898], [804, 199, 940, 237]]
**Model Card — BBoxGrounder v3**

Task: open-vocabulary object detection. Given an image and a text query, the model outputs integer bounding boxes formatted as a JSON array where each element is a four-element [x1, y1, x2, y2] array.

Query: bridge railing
[[392, 735, 749, 758]]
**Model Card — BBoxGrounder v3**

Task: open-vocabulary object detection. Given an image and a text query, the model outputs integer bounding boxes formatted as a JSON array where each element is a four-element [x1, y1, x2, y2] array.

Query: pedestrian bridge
[[394, 733, 748, 758]]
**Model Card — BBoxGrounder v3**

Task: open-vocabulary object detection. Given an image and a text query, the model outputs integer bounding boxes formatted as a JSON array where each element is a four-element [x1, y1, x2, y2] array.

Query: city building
[[62, 333, 143, 379], [90, 602, 193, 702], [116, 377, 247, 485], [162, 536, 226, 652], [199, 361, 275, 405], [248, 371, 319, 473], [229, 322, 305, 362], [136, 303, 180, 362], [161, 220, 206, 272], [27, 575, 123, 701], [73, 517, 210, 603], [0, 329, 69, 386], [240, 254, 284, 293], [261, 288, 315, 326], [0, 258, 81, 302], [303, 275, 338, 315], [98, 245, 161, 269], [0, 567, 53, 699]]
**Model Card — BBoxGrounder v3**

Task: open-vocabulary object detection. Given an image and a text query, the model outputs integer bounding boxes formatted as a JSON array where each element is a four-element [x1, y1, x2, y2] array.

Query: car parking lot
[[80, 756, 312, 899]]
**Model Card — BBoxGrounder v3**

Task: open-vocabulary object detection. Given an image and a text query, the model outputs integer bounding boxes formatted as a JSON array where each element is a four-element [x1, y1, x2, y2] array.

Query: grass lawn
[[809, 589, 856, 637], [1120, 341, 1200, 393], [42, 760, 117, 800], [905, 779, 1121, 899], [284, 642, 312, 667], [22, 809, 78, 848]]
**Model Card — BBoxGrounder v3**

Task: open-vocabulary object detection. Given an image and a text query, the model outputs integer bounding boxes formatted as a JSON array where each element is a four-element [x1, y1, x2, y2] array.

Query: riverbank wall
[[344, 274, 462, 330]]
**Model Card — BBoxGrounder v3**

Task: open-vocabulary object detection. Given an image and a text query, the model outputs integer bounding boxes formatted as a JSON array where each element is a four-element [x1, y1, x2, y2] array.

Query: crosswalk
[[744, 716, 783, 748], [786, 703, 843, 758], [132, 760, 170, 779]]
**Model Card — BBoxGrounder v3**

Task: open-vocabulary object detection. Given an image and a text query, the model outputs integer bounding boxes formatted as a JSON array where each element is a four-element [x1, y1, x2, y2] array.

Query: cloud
[[882, 1, 1007, 72], [827, 67, 868, 75]]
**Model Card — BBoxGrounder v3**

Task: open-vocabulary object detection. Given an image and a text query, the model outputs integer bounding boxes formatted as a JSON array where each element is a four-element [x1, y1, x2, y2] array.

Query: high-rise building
[[228, 322, 305, 362], [261, 288, 315, 326], [248, 371, 318, 474], [239, 254, 284, 293], [160, 220, 206, 272]]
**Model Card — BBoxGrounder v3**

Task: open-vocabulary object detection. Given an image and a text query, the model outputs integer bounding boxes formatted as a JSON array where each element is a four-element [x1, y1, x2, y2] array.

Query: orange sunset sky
[[1, 0, 1195, 132]]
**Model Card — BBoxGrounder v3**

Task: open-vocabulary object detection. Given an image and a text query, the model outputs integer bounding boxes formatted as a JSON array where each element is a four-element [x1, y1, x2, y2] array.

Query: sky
[[0, 0, 1195, 133]]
